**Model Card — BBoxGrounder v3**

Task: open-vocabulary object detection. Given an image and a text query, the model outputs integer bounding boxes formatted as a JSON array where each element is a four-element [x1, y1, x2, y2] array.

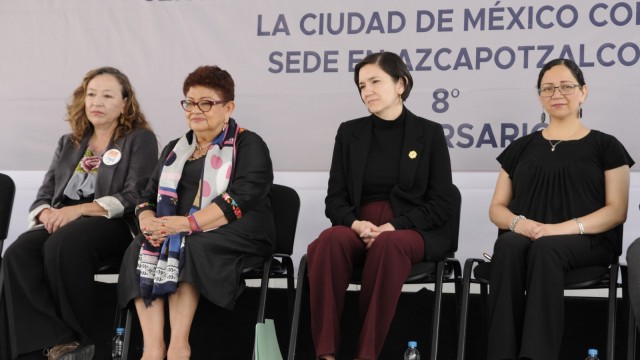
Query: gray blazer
[[29, 127, 158, 230]]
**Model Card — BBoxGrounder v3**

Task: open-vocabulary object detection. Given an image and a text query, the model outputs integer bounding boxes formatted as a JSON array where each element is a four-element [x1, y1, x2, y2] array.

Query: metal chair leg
[[287, 255, 308, 360]]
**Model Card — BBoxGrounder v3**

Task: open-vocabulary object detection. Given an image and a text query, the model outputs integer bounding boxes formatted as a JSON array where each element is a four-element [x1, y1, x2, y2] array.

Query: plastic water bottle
[[111, 327, 125, 360], [403, 341, 420, 360], [585, 348, 599, 360]]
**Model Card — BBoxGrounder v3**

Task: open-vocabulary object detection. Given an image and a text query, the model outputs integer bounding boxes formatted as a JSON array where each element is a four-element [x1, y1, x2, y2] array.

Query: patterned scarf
[[137, 119, 240, 306]]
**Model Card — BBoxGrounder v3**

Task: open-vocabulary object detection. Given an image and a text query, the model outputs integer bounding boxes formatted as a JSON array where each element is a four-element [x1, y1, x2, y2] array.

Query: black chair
[[456, 228, 623, 360], [621, 264, 636, 360], [0, 173, 16, 263], [242, 183, 301, 326], [119, 183, 301, 360], [95, 257, 133, 360], [0, 172, 16, 294], [287, 184, 462, 360]]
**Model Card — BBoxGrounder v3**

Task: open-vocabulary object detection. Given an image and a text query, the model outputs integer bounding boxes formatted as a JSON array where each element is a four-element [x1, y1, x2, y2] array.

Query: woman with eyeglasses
[[486, 58, 634, 360], [0, 67, 158, 360], [117, 65, 275, 360]]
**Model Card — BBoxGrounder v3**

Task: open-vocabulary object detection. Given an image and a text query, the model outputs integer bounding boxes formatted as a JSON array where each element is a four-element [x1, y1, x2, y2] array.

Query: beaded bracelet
[[509, 215, 526, 232], [574, 218, 585, 235], [187, 214, 203, 234]]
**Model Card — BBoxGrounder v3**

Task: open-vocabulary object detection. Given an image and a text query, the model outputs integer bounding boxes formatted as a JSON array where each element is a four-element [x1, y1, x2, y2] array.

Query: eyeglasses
[[180, 99, 226, 112], [538, 84, 581, 97]]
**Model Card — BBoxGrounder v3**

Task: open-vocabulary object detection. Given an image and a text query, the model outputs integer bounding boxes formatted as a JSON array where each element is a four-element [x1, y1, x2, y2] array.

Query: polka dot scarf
[[137, 119, 239, 306]]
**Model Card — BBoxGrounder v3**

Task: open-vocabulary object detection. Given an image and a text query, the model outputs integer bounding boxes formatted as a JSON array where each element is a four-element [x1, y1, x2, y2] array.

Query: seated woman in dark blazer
[[0, 67, 158, 360], [117, 65, 275, 360], [306, 51, 455, 360]]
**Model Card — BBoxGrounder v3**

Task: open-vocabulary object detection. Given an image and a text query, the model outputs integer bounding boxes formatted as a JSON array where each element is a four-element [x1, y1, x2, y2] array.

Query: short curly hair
[[183, 65, 235, 101]]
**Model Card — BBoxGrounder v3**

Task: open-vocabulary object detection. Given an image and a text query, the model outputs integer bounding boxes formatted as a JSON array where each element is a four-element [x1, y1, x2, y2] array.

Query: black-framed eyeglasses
[[180, 99, 226, 112], [538, 84, 581, 97]]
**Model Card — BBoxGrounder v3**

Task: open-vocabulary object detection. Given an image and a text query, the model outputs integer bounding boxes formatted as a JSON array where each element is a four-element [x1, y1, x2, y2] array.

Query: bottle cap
[[408, 341, 417, 347], [588, 349, 598, 355]]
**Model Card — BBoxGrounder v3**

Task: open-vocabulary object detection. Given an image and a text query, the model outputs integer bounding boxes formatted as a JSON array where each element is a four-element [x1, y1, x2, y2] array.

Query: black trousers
[[487, 232, 613, 360], [0, 217, 131, 360]]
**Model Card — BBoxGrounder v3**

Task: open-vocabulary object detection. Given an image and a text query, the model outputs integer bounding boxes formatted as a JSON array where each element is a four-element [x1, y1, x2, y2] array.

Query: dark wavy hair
[[353, 52, 414, 101], [537, 58, 586, 89], [183, 65, 235, 101], [67, 66, 150, 145]]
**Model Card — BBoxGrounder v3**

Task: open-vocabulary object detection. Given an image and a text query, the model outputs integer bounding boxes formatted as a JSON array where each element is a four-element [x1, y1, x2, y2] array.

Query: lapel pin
[[102, 148, 122, 166], [408, 150, 417, 159]]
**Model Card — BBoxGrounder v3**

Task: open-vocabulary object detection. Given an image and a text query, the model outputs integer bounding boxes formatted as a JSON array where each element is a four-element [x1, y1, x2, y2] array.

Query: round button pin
[[102, 149, 122, 165]]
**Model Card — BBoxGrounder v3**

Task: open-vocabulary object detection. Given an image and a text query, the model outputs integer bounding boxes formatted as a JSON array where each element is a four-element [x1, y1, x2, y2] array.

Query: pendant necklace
[[548, 126, 580, 152]]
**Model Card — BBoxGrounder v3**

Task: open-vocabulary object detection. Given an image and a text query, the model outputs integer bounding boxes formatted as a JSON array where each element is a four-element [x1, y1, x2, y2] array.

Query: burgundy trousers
[[307, 201, 424, 360]]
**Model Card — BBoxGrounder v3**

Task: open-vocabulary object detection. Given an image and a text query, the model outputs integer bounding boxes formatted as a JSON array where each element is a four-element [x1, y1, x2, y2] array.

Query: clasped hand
[[139, 215, 188, 248], [515, 218, 565, 240], [39, 207, 83, 234], [351, 220, 395, 249]]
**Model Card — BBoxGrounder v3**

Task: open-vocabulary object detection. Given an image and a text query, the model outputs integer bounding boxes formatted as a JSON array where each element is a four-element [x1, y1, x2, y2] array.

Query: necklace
[[189, 143, 209, 160], [547, 126, 580, 152]]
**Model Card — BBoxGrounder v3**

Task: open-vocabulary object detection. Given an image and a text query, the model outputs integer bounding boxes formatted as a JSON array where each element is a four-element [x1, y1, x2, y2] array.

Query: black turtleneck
[[361, 108, 406, 204]]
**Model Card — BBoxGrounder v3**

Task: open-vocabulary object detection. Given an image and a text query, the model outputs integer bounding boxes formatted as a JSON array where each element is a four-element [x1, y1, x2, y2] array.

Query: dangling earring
[[120, 114, 125, 125], [579, 107, 583, 118], [540, 110, 546, 123]]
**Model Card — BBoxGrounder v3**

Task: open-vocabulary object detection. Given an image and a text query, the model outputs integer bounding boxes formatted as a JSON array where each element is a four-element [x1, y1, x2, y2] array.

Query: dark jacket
[[325, 108, 455, 261], [30, 127, 158, 231], [138, 128, 276, 247]]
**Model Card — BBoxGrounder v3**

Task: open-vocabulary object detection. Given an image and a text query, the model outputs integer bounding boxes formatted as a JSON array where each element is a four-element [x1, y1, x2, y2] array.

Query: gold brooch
[[408, 150, 417, 159]]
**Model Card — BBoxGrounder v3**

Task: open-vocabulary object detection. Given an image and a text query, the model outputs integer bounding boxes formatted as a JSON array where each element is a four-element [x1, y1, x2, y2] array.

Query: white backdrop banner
[[1, 0, 639, 171]]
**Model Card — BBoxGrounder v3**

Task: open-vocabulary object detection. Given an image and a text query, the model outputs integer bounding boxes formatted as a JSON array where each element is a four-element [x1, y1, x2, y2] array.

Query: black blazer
[[30, 128, 158, 231], [325, 108, 455, 261]]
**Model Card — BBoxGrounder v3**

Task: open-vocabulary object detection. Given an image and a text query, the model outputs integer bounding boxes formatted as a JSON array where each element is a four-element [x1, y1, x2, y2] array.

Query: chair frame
[[287, 184, 462, 360], [244, 184, 300, 325]]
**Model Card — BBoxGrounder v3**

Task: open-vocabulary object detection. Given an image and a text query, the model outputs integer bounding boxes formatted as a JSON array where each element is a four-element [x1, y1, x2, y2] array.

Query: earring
[[540, 111, 546, 123], [579, 107, 583, 118], [120, 114, 125, 125]]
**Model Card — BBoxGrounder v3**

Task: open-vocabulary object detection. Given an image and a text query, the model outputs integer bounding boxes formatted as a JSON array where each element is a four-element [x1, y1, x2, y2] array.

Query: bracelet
[[509, 215, 526, 232], [135, 202, 156, 217], [574, 218, 585, 235], [187, 214, 203, 234]]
